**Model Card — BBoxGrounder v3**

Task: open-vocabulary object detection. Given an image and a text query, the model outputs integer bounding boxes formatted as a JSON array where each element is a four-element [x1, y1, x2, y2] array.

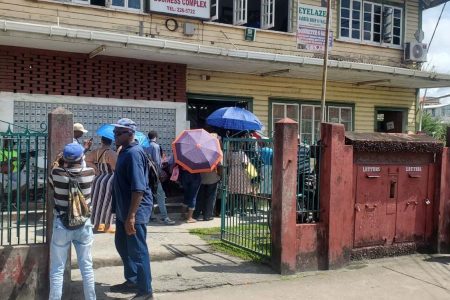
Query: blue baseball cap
[[63, 143, 84, 162], [113, 118, 137, 132]]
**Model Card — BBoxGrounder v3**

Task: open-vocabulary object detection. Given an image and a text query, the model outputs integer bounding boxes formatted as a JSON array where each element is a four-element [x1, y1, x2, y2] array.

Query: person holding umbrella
[[172, 129, 223, 223]]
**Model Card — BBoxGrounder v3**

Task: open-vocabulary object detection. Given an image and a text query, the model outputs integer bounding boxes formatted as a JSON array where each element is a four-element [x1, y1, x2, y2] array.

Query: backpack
[[145, 153, 159, 196], [61, 168, 91, 230]]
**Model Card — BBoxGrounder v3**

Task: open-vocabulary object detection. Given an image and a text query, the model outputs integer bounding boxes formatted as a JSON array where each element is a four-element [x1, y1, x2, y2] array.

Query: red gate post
[[271, 118, 298, 274], [437, 126, 450, 253], [320, 123, 353, 269], [47, 107, 73, 297]]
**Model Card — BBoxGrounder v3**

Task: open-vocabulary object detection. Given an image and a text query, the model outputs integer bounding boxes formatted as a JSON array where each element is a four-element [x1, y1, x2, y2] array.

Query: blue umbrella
[[96, 124, 150, 147], [206, 107, 262, 131]]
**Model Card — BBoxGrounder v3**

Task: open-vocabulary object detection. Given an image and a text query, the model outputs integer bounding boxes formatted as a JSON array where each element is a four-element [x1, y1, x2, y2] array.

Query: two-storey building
[[1, 0, 450, 147]]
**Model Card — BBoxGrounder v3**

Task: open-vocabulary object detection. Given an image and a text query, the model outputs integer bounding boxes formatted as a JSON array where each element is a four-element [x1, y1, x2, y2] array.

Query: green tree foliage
[[422, 112, 448, 142]]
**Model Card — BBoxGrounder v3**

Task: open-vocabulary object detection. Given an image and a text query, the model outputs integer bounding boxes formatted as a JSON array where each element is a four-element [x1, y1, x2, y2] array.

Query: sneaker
[[162, 217, 176, 225], [132, 292, 154, 300], [109, 281, 139, 293]]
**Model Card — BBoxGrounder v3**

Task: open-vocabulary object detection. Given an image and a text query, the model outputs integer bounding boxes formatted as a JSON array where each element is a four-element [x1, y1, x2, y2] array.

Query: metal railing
[[297, 142, 321, 224], [221, 137, 273, 258], [0, 122, 48, 245]]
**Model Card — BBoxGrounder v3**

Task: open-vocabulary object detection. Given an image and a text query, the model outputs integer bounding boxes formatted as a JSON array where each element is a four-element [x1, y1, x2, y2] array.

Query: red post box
[[346, 133, 443, 251]]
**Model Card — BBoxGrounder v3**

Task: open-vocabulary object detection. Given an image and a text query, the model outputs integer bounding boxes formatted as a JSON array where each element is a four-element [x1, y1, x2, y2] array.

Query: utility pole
[[321, 0, 332, 122]]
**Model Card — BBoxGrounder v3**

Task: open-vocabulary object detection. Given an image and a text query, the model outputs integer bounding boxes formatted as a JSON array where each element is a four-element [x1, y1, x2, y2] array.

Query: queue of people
[[48, 118, 224, 300]]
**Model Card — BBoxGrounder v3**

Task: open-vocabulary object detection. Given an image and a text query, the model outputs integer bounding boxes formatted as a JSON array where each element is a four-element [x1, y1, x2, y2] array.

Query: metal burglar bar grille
[[296, 142, 321, 224], [220, 138, 273, 258], [0, 123, 47, 245], [13, 101, 177, 156]]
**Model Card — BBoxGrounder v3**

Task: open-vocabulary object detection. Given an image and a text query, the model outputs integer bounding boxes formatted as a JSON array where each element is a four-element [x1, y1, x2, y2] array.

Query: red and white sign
[[149, 0, 210, 19]]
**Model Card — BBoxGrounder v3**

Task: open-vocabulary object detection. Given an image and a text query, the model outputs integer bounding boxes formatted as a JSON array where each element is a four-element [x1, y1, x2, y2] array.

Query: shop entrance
[[375, 108, 407, 133], [187, 94, 252, 129]]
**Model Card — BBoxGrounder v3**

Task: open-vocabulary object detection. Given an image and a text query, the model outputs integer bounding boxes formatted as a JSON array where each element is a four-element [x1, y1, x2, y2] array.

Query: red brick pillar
[[320, 123, 353, 269], [47, 107, 73, 296], [271, 118, 298, 275]]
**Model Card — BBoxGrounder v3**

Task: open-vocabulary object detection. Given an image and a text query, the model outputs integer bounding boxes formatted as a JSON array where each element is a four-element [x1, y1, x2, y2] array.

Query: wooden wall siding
[[0, 46, 187, 101], [0, 0, 420, 67], [186, 69, 416, 133]]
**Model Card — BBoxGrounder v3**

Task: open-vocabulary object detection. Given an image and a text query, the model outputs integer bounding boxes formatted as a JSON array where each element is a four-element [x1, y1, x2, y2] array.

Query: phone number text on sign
[[150, 0, 210, 19]]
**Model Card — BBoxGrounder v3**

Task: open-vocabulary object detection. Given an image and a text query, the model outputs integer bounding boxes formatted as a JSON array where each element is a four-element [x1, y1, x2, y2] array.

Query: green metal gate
[[0, 121, 48, 246], [220, 137, 273, 258]]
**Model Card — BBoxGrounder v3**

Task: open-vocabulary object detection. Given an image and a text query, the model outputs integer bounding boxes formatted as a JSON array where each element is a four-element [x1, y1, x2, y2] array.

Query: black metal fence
[[296, 142, 321, 224]]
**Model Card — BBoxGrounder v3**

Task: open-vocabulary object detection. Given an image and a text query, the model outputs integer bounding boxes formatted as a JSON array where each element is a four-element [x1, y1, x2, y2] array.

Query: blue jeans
[[115, 219, 152, 295], [180, 171, 201, 209], [152, 181, 168, 219], [49, 217, 95, 300]]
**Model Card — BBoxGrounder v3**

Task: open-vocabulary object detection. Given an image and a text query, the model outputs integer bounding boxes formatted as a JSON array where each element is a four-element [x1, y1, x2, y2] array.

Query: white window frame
[[260, 0, 275, 30], [327, 106, 353, 131], [210, 0, 219, 21], [362, 2, 382, 43], [300, 104, 322, 144], [111, 0, 143, 11], [382, 5, 403, 46], [340, 0, 362, 41], [72, 0, 90, 4], [339, 0, 403, 47], [271, 103, 299, 134], [233, 0, 248, 26]]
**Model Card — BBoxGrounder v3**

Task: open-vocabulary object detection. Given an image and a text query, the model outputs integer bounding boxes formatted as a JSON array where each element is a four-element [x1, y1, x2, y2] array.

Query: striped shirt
[[49, 166, 95, 217]]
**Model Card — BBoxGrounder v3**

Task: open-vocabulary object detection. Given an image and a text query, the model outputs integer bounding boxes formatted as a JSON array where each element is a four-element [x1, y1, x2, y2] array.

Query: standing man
[[49, 143, 96, 300], [110, 118, 154, 300], [74, 122, 92, 153], [145, 130, 175, 225]]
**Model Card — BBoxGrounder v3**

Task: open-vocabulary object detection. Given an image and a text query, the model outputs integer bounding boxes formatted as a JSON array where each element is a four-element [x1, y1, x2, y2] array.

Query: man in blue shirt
[[110, 118, 153, 300], [144, 130, 175, 225]]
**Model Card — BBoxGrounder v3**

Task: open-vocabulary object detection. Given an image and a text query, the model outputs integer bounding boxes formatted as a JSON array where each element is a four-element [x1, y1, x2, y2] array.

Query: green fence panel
[[0, 122, 48, 246], [220, 138, 273, 258]]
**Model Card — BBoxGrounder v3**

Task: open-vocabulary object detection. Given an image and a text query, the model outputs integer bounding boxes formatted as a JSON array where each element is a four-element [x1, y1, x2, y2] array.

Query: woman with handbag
[[85, 136, 118, 232]]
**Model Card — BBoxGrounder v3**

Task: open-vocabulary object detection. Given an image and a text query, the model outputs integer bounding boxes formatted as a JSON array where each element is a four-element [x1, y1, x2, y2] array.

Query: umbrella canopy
[[96, 124, 150, 147], [172, 129, 222, 174], [206, 107, 263, 131]]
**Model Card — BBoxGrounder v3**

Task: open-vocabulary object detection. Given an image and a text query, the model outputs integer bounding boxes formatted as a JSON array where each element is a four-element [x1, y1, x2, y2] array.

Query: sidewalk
[[71, 216, 222, 269], [70, 216, 450, 300]]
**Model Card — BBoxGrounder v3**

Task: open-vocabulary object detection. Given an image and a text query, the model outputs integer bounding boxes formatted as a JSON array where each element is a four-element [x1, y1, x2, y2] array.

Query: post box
[[345, 132, 443, 249]]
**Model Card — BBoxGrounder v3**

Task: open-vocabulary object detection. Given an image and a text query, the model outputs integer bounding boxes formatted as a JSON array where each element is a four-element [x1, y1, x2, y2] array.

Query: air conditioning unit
[[404, 41, 428, 62]]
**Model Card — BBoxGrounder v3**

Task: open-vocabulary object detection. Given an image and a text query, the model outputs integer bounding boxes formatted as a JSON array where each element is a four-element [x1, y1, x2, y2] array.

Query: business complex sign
[[149, 0, 211, 19], [297, 2, 333, 51]]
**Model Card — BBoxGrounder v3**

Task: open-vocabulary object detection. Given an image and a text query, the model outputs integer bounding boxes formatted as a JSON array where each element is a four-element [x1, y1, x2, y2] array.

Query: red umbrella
[[171, 129, 222, 174]]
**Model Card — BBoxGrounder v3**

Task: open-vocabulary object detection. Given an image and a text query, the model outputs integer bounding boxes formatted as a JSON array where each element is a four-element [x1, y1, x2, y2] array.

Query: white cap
[[73, 123, 88, 133]]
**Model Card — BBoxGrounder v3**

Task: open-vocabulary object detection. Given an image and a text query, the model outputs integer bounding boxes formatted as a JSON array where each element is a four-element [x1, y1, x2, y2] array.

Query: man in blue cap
[[110, 118, 154, 300], [49, 142, 96, 300]]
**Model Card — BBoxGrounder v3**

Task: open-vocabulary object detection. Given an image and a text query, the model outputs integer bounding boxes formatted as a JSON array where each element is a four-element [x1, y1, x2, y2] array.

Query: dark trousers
[[115, 219, 152, 294], [193, 182, 219, 220]]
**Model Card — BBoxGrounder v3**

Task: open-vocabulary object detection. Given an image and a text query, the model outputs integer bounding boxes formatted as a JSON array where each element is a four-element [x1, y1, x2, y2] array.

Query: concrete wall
[[0, 245, 48, 300]]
